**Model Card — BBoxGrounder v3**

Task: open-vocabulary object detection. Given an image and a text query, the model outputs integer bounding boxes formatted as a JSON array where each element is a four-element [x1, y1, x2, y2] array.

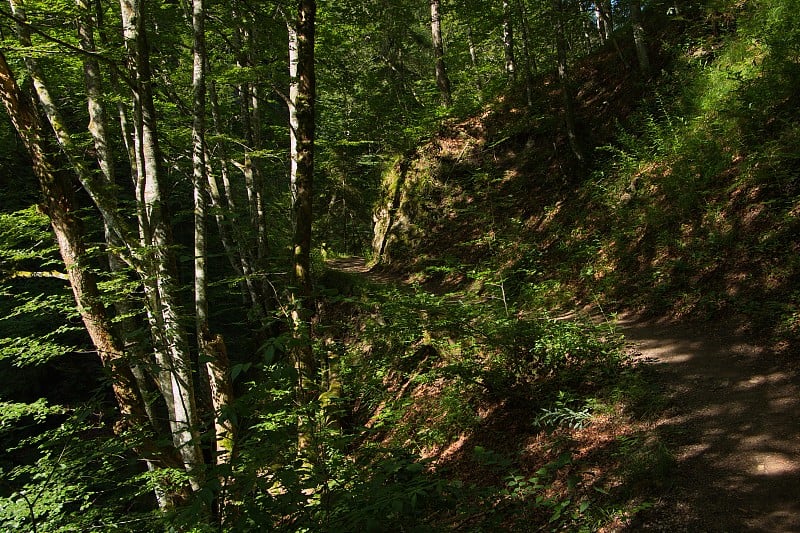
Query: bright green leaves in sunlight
[[0, 207, 58, 268]]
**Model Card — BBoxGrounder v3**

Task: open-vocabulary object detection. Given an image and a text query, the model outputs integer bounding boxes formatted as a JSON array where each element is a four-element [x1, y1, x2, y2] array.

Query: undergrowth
[[314, 261, 658, 531]]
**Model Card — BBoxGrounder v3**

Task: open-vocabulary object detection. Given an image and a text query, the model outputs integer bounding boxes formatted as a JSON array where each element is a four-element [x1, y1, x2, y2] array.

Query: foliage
[[1, 0, 797, 530]]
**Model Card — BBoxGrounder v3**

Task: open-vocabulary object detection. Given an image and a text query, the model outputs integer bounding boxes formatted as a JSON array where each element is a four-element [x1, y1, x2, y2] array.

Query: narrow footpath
[[618, 315, 800, 532]]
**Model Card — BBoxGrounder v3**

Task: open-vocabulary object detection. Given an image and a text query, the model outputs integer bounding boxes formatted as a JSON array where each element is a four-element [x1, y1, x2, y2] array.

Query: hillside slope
[[371, 0, 799, 354]]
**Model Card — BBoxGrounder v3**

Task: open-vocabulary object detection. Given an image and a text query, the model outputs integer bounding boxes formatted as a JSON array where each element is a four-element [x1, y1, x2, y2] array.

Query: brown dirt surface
[[617, 313, 800, 532]]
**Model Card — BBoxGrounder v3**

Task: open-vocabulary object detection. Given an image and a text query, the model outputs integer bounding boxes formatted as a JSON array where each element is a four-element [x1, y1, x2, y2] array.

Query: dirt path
[[618, 314, 800, 532]]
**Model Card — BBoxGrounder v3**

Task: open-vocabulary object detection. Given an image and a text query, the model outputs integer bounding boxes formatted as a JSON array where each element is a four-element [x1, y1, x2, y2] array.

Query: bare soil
[[618, 314, 800, 532]]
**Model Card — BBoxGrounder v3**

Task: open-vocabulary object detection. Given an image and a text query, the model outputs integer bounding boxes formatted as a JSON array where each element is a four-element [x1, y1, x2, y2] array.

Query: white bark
[[119, 0, 204, 491], [430, 0, 451, 106], [502, 0, 516, 80]]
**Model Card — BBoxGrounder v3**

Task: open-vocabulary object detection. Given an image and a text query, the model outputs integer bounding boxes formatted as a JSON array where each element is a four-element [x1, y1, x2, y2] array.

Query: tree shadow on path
[[619, 314, 800, 533]]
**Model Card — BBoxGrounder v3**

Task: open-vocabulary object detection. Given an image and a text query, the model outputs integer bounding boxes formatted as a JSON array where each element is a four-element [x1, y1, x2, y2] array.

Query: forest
[[1, 0, 798, 530]]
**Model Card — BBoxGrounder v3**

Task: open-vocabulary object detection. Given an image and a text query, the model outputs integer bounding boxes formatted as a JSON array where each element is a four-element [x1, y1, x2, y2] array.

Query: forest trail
[[326, 258, 800, 531], [619, 315, 800, 532]]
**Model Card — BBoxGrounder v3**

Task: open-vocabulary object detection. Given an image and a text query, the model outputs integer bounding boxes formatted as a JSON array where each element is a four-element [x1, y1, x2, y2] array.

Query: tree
[[630, 0, 650, 75], [502, 0, 517, 80], [0, 49, 181, 476], [430, 0, 452, 106], [290, 0, 318, 446], [552, 0, 585, 163], [118, 0, 206, 492], [190, 0, 235, 479]]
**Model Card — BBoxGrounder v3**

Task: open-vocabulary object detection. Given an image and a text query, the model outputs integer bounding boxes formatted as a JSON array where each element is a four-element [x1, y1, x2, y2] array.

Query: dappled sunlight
[[620, 314, 800, 531]]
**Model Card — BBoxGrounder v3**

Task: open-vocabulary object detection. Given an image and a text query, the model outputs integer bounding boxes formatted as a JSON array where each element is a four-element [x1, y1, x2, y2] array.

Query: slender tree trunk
[[595, 3, 607, 43], [579, 0, 593, 54], [467, 27, 483, 92], [552, 0, 584, 163], [207, 77, 266, 318], [502, 0, 516, 80], [119, 0, 204, 491], [75, 0, 166, 455], [630, 0, 650, 75], [430, 0, 452, 106], [290, 0, 318, 448], [8, 0, 137, 264], [191, 0, 234, 519], [191, 0, 235, 472], [516, 0, 535, 107], [289, 18, 300, 215], [601, 0, 613, 39], [597, 0, 629, 68]]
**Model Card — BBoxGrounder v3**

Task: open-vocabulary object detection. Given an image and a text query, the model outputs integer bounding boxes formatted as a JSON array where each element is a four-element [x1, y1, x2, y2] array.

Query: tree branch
[[0, 7, 135, 91]]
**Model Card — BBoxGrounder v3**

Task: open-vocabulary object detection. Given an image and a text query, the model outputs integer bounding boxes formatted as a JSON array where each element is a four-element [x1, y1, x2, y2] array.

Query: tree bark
[[467, 27, 483, 92], [0, 50, 151, 443], [290, 0, 318, 442], [8, 0, 137, 265], [430, 0, 452, 106], [75, 0, 165, 451], [502, 0, 516, 80], [191, 0, 235, 472], [553, 0, 584, 163], [119, 0, 204, 491], [517, 0, 536, 106], [630, 0, 650, 75]]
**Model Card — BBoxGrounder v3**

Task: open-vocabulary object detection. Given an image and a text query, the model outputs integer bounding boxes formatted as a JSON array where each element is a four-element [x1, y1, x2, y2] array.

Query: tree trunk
[[0, 49, 157, 452], [290, 0, 318, 448], [516, 0, 535, 106], [119, 0, 204, 491], [630, 0, 650, 75], [8, 0, 137, 265], [207, 76, 267, 319], [595, 2, 607, 43], [552, 0, 584, 163], [467, 27, 483, 92], [502, 0, 516, 80], [191, 0, 235, 471], [75, 0, 166, 452], [430, 0, 452, 106]]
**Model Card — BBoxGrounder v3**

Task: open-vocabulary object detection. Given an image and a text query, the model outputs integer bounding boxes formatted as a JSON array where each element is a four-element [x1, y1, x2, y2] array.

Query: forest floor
[[328, 257, 800, 532], [619, 315, 800, 533]]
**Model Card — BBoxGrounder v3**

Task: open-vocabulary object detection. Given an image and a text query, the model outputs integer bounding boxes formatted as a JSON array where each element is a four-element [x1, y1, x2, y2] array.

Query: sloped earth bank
[[619, 314, 800, 532]]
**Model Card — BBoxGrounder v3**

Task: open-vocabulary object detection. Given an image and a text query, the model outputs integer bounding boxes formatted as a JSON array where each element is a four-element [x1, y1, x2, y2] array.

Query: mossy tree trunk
[[290, 0, 318, 449]]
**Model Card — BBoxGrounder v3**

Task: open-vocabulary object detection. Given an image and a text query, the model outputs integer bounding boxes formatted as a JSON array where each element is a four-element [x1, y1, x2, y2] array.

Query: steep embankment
[[363, 1, 800, 530], [372, 1, 799, 354]]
